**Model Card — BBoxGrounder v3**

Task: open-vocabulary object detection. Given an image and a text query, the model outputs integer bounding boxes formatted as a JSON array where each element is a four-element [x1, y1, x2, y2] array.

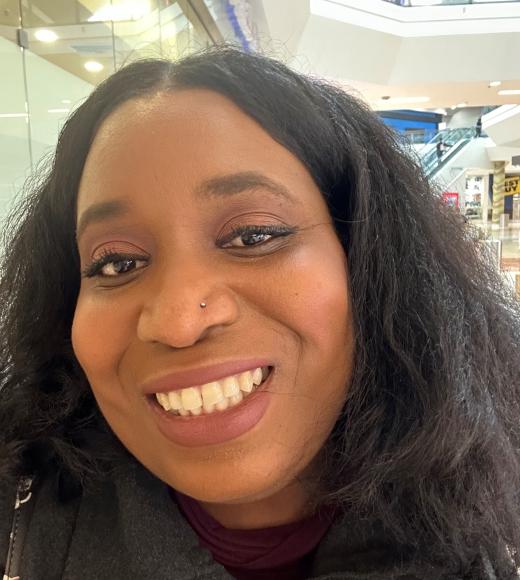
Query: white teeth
[[168, 391, 182, 410], [222, 376, 240, 397], [156, 392, 171, 410], [238, 371, 254, 393], [229, 392, 243, 407], [154, 366, 269, 416], [215, 398, 229, 411], [181, 387, 202, 410], [252, 368, 263, 385], [201, 382, 224, 406]]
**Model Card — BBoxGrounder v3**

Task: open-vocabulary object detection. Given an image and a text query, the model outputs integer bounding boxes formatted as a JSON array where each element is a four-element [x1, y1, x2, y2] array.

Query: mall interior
[[1, 0, 519, 296]]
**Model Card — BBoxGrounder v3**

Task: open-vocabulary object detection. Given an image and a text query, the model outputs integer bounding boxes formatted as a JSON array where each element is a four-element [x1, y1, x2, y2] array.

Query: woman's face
[[72, 89, 354, 521]]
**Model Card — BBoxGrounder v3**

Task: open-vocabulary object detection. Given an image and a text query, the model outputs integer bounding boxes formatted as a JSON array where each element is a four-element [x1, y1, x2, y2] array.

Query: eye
[[82, 252, 149, 279], [219, 225, 296, 249]]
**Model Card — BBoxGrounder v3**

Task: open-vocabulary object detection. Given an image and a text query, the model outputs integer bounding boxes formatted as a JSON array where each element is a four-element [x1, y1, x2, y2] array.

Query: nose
[[136, 259, 240, 348]]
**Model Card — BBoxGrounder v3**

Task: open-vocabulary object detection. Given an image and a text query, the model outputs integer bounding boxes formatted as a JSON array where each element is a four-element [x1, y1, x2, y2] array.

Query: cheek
[[71, 292, 134, 385], [263, 236, 352, 355]]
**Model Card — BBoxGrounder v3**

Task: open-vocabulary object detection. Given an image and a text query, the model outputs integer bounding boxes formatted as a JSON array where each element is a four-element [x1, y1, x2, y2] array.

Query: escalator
[[420, 127, 476, 178]]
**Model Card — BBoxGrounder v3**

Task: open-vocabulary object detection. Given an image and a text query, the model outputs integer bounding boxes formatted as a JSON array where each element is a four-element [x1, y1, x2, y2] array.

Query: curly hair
[[1, 46, 519, 576]]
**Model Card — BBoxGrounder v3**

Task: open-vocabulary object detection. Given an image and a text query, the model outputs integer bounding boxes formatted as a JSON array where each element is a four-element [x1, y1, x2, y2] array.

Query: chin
[[162, 448, 309, 507]]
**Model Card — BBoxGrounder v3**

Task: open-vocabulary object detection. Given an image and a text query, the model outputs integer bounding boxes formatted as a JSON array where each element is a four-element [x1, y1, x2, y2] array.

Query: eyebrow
[[76, 171, 298, 240], [195, 171, 299, 205], [76, 199, 128, 240]]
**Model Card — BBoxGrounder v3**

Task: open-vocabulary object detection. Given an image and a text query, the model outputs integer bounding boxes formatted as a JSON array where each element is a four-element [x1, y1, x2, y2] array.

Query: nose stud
[[199, 301, 207, 309]]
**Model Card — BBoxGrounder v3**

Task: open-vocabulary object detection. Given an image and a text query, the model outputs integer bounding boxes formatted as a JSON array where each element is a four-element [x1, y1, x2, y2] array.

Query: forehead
[[77, 89, 325, 218]]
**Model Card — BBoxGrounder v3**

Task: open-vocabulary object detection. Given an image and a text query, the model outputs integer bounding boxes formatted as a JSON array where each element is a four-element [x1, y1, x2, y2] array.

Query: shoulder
[[311, 516, 513, 580]]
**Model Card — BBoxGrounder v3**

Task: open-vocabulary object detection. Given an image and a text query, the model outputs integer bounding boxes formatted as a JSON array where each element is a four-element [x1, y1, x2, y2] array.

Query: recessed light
[[34, 29, 58, 42], [489, 81, 502, 87], [84, 61, 104, 73], [88, 0, 151, 22], [48, 108, 70, 114], [61, 99, 71, 104], [498, 89, 520, 96]]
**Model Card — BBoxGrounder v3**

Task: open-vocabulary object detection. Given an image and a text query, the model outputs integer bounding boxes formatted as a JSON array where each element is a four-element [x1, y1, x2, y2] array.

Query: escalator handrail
[[424, 137, 471, 177]]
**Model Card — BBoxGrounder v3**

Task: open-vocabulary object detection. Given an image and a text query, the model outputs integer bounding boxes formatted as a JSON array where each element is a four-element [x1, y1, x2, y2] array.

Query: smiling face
[[72, 89, 354, 527]]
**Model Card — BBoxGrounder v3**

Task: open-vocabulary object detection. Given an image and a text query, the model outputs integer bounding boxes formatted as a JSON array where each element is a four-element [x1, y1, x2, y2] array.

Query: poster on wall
[[442, 192, 459, 208]]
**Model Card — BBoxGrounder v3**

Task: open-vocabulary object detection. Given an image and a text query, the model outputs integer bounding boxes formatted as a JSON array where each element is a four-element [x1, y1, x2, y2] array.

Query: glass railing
[[383, 1, 520, 6], [420, 127, 475, 176]]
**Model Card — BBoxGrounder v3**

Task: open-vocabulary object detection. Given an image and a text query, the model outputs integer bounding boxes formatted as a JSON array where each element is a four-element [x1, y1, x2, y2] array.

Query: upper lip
[[141, 359, 272, 394]]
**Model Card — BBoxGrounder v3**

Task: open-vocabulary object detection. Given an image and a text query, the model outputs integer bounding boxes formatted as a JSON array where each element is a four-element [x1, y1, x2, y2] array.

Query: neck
[[200, 480, 314, 530]]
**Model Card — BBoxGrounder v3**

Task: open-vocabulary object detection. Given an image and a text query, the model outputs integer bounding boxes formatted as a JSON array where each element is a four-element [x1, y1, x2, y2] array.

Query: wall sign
[[505, 176, 520, 195]]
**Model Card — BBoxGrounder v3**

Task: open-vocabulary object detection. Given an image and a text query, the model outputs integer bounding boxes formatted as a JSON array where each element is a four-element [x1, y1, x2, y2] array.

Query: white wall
[[255, 1, 520, 86], [447, 107, 482, 130]]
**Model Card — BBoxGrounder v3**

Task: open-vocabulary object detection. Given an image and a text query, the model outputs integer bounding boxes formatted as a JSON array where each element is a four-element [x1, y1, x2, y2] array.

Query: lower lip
[[147, 372, 273, 447]]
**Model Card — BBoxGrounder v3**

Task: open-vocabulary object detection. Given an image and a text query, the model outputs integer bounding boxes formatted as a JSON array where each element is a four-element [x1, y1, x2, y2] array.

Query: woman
[[1, 47, 519, 579]]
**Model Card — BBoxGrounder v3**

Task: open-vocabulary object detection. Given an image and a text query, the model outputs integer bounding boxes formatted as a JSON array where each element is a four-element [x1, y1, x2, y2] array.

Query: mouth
[[149, 366, 272, 418]]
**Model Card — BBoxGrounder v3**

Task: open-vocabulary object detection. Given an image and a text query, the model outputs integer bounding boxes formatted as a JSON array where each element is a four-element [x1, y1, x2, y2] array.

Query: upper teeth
[[155, 367, 266, 416]]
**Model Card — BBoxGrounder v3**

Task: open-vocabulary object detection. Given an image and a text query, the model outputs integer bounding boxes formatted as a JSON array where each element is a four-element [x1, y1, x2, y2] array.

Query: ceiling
[[1, 0, 218, 85], [250, 0, 520, 112], [341, 79, 520, 112], [2, 0, 520, 112]]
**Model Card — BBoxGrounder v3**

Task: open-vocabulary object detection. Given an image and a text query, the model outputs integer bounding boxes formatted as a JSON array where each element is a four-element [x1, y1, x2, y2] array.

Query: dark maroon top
[[174, 491, 335, 580]]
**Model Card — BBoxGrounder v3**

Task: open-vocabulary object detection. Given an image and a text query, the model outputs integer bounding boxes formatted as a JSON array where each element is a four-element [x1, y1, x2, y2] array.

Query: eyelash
[[218, 224, 296, 248], [82, 224, 297, 279], [81, 250, 149, 279]]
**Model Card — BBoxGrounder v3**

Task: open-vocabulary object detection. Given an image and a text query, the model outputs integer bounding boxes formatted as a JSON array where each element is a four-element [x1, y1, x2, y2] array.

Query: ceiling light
[[489, 81, 501, 87], [88, 0, 151, 22], [498, 89, 520, 96], [0, 113, 28, 118], [379, 96, 430, 105], [48, 108, 70, 114], [456, 102, 467, 108], [34, 29, 58, 43], [84, 61, 104, 73], [61, 99, 71, 104], [434, 108, 447, 115]]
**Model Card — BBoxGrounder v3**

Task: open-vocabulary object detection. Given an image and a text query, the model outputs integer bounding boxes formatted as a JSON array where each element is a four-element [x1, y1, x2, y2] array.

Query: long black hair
[[1, 46, 519, 576]]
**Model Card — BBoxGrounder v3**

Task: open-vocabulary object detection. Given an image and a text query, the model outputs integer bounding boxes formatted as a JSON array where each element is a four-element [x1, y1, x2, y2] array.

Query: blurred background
[[1, 0, 519, 295]]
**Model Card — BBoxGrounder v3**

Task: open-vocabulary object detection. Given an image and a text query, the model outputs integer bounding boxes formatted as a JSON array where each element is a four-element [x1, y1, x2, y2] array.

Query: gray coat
[[0, 459, 498, 579]]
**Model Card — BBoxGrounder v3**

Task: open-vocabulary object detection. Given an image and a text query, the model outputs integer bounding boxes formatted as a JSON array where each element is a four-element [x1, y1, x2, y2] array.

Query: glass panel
[[179, 0, 216, 48], [0, 35, 31, 221], [21, 0, 111, 27], [159, 1, 213, 60], [24, 47, 94, 167], [112, 0, 163, 66], [25, 22, 115, 85], [0, 0, 229, 225], [159, 3, 191, 59]]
